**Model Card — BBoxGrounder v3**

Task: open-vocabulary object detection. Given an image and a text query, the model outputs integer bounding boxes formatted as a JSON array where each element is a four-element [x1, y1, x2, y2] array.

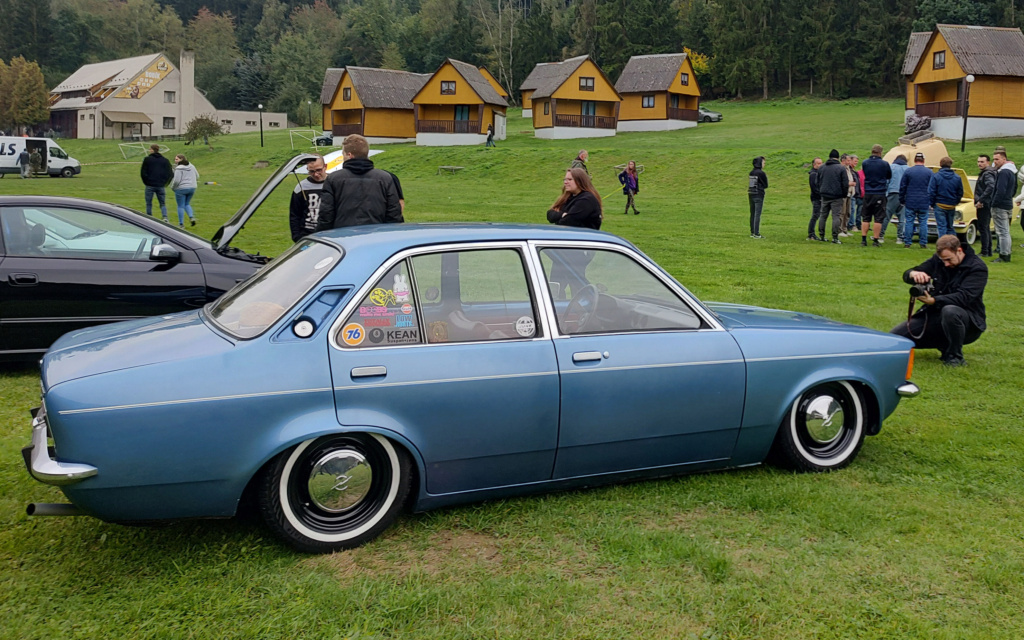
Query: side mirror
[[150, 243, 180, 262]]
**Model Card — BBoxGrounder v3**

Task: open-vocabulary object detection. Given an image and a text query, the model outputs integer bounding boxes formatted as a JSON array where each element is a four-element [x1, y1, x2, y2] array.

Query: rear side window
[[338, 261, 422, 348]]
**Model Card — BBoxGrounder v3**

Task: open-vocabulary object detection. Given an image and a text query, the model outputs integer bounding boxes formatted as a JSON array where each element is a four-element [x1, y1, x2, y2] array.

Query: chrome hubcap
[[307, 450, 372, 513], [804, 395, 845, 445]]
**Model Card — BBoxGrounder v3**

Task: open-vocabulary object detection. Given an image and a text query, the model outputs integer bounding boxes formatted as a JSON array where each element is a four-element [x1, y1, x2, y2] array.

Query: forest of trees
[[0, 0, 1021, 124]]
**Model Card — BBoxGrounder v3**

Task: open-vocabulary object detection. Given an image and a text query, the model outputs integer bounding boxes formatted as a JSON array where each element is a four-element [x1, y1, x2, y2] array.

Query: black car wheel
[[60, 167, 74, 178], [258, 433, 411, 553], [702, 116, 712, 123], [773, 381, 865, 472]]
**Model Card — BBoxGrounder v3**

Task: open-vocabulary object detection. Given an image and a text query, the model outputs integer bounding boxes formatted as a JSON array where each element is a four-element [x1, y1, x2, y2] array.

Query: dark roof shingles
[[614, 53, 688, 93], [447, 59, 508, 107], [346, 67, 430, 110], [936, 24, 1024, 77], [530, 56, 590, 99], [901, 32, 931, 76]]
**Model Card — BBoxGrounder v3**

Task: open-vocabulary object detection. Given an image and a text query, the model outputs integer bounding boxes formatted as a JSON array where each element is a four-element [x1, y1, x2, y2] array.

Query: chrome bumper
[[897, 382, 920, 398], [23, 413, 97, 486]]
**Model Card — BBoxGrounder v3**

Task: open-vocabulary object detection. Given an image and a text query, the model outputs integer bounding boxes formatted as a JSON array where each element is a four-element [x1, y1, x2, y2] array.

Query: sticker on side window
[[385, 329, 419, 344], [341, 323, 365, 346], [516, 316, 536, 337]]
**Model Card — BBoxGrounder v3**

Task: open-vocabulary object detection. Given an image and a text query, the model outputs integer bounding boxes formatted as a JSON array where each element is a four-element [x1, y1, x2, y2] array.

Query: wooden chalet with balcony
[[615, 53, 700, 132], [411, 59, 509, 146], [519, 62, 557, 117], [529, 55, 621, 139], [321, 67, 430, 143], [905, 25, 1024, 140]]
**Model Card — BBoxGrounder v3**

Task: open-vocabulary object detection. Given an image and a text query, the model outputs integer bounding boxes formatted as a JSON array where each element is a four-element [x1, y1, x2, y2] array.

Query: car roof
[[313, 223, 634, 252]]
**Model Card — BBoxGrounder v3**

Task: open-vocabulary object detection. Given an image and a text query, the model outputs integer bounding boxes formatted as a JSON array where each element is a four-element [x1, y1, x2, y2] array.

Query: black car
[[0, 154, 318, 359]]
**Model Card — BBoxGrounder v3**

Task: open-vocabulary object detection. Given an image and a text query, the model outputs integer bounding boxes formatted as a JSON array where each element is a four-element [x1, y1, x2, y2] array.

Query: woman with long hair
[[618, 160, 640, 215], [170, 154, 199, 227], [547, 167, 602, 229]]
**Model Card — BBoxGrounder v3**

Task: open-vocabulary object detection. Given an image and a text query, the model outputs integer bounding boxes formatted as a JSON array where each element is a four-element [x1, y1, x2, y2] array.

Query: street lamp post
[[307, 100, 312, 129], [258, 103, 264, 148], [961, 74, 975, 153]]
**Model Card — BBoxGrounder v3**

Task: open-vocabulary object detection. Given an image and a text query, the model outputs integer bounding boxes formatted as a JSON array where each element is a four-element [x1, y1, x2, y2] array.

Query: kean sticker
[[341, 323, 366, 346], [385, 329, 419, 344], [515, 316, 536, 337]]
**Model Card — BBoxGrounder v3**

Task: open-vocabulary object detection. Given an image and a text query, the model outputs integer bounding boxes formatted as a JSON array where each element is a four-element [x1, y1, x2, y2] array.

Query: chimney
[[180, 50, 196, 129]]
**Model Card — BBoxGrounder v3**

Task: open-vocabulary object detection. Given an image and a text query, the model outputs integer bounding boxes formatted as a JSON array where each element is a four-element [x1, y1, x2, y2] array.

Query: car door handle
[[351, 366, 387, 378], [8, 273, 38, 286], [572, 351, 606, 363]]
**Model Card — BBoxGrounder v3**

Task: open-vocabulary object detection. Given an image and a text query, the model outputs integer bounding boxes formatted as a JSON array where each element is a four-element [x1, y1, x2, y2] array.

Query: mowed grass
[[2, 99, 1024, 639]]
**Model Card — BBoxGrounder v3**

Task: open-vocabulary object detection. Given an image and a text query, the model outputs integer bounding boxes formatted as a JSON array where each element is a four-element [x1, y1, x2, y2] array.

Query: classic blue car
[[24, 225, 919, 552]]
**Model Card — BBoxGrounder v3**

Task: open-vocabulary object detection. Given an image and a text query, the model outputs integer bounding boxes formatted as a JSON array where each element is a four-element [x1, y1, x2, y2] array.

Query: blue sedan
[[24, 225, 919, 552]]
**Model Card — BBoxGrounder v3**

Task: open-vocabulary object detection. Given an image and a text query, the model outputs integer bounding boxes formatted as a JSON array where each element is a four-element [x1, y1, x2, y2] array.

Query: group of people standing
[[805, 145, 1020, 262], [140, 144, 199, 227]]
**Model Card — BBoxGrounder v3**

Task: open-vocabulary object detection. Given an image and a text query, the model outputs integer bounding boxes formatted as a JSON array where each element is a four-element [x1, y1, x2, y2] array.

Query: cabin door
[[494, 112, 506, 141]]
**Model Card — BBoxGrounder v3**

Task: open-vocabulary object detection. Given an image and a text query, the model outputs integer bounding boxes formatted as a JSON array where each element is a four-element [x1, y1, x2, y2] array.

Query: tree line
[[0, 0, 1020, 125]]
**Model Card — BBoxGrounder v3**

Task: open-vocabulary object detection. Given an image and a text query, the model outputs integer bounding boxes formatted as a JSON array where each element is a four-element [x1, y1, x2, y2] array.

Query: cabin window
[[680, 73, 689, 86], [671, 94, 680, 108], [441, 81, 456, 95], [579, 77, 595, 91], [163, 117, 175, 130], [933, 51, 945, 70], [454, 105, 470, 121], [642, 95, 655, 108], [582, 101, 596, 116], [543, 101, 549, 115], [164, 91, 176, 103], [343, 87, 351, 101]]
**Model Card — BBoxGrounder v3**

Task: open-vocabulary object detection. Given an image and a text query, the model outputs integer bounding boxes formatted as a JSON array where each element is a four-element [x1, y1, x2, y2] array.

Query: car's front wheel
[[773, 381, 865, 472], [703, 116, 712, 123], [60, 167, 74, 178], [258, 433, 412, 553]]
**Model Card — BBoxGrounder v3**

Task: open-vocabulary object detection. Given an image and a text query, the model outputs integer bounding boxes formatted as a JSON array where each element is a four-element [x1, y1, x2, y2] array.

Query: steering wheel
[[564, 284, 600, 333], [132, 238, 148, 260]]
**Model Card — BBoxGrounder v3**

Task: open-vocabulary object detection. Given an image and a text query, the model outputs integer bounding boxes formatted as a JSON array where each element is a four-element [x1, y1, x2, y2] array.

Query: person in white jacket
[[170, 154, 199, 227]]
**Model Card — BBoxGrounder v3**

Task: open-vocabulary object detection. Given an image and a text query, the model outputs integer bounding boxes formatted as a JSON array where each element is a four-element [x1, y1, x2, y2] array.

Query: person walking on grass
[[860, 144, 891, 247], [140, 144, 172, 221], [570, 150, 589, 173], [169, 154, 199, 227], [807, 157, 823, 240], [747, 156, 768, 239], [618, 160, 640, 215], [17, 148, 30, 178], [486, 124, 495, 148]]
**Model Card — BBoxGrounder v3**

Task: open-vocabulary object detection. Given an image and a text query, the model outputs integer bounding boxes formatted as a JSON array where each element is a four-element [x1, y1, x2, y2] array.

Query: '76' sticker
[[341, 323, 365, 346]]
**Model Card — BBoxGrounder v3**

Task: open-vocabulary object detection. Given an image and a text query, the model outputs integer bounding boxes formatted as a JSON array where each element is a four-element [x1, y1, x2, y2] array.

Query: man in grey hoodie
[[991, 150, 1016, 263]]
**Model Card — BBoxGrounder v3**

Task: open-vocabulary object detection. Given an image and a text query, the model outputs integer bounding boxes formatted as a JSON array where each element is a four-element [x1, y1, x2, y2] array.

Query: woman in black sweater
[[547, 168, 603, 229]]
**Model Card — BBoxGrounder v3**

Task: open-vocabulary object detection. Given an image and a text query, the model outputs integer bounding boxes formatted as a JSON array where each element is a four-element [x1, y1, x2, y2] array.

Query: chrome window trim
[[328, 241, 549, 351], [526, 240, 725, 336]]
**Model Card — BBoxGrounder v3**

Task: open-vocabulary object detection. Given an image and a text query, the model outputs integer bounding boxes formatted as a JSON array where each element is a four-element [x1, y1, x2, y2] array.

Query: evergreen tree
[[187, 8, 241, 108]]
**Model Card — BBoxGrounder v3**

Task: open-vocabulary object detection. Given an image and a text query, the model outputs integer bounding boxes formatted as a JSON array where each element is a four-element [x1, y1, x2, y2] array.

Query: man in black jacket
[[807, 157, 822, 240], [289, 155, 326, 242], [890, 235, 987, 367], [316, 135, 403, 230], [973, 154, 997, 257], [747, 156, 768, 238], [140, 144, 172, 220], [817, 149, 846, 243]]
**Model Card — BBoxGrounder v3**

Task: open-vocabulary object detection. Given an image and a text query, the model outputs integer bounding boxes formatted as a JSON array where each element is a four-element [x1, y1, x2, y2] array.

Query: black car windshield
[[207, 240, 342, 339]]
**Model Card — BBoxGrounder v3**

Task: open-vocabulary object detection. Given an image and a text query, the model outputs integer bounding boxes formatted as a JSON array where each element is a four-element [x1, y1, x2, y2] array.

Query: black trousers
[[808, 197, 822, 236], [890, 304, 983, 361], [820, 197, 843, 239], [976, 205, 992, 256]]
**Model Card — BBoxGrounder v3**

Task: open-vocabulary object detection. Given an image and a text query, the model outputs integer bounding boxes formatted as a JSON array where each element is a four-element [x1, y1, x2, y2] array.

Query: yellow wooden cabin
[[615, 53, 700, 132], [479, 66, 509, 100], [905, 25, 1024, 140], [519, 62, 559, 117], [320, 67, 430, 143], [411, 59, 509, 146], [529, 56, 621, 139]]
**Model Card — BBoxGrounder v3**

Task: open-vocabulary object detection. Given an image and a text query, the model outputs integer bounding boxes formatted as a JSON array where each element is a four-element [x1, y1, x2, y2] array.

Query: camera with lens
[[909, 280, 934, 298]]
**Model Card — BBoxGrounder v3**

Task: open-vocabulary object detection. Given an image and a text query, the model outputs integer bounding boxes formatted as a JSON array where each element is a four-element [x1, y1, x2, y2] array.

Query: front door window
[[454, 105, 470, 121]]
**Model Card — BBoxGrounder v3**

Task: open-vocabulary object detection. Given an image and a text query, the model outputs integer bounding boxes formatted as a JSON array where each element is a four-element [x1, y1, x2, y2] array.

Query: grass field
[[2, 99, 1024, 639]]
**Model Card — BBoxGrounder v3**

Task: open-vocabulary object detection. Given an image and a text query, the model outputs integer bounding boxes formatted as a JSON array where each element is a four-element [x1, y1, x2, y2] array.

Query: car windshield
[[207, 239, 342, 339]]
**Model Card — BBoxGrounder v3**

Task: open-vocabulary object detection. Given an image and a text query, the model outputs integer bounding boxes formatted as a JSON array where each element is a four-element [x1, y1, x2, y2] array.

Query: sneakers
[[751, 234, 764, 239], [877, 238, 884, 244], [807, 235, 820, 241], [831, 238, 842, 244], [993, 254, 1011, 263], [190, 217, 197, 226], [902, 244, 911, 248], [838, 232, 851, 238], [872, 238, 882, 247]]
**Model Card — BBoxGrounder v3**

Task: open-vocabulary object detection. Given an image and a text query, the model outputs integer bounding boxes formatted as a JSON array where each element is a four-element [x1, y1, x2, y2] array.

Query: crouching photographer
[[890, 235, 987, 367]]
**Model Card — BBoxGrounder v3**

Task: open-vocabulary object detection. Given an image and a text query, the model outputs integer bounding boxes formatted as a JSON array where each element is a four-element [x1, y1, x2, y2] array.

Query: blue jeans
[[174, 188, 196, 225], [883, 192, 904, 240], [145, 186, 168, 218], [934, 206, 956, 238], [904, 209, 929, 246], [850, 196, 863, 228]]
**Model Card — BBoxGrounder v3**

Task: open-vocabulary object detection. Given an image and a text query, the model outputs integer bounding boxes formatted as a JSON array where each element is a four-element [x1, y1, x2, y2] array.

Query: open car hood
[[211, 153, 319, 251]]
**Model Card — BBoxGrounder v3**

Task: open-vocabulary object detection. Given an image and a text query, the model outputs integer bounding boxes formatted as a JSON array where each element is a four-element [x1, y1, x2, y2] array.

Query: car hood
[[706, 302, 851, 331], [211, 153, 320, 251], [42, 312, 232, 390]]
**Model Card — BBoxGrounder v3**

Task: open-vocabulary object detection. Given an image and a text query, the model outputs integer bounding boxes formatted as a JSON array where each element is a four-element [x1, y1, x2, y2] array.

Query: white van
[[0, 137, 81, 178]]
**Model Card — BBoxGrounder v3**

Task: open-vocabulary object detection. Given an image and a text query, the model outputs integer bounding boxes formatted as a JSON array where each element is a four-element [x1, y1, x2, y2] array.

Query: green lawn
[[2, 100, 1024, 639]]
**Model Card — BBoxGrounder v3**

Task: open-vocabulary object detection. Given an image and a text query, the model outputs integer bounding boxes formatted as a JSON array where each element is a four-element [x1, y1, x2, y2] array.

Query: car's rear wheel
[[965, 221, 978, 245], [773, 381, 865, 472], [258, 433, 411, 553]]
